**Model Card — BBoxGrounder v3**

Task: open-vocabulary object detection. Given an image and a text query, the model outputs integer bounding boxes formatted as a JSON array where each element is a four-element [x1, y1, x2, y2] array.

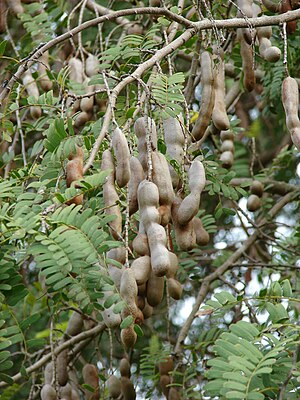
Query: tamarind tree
[[0, 0, 300, 399]]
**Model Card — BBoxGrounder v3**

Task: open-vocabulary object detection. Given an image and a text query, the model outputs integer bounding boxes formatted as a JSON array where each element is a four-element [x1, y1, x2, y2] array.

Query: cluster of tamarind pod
[[219, 130, 235, 169], [247, 180, 264, 212]]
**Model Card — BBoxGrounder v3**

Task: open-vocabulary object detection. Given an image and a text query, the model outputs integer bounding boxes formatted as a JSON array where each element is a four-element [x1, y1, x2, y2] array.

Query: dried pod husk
[[82, 364, 99, 400], [60, 383, 72, 400], [142, 301, 153, 319], [101, 149, 122, 240], [121, 377, 136, 400], [166, 252, 179, 279], [212, 48, 230, 131], [57, 349, 68, 386], [250, 180, 264, 197], [177, 160, 206, 226], [160, 374, 171, 397], [22, 70, 42, 119], [120, 357, 131, 378], [220, 150, 234, 169], [281, 76, 300, 150], [193, 217, 210, 246], [146, 270, 164, 307], [41, 384, 57, 400], [7, 0, 24, 15], [85, 54, 99, 77], [121, 325, 137, 349], [163, 117, 185, 188], [221, 140, 235, 153], [38, 51, 53, 91], [247, 194, 261, 211], [134, 117, 157, 171], [65, 312, 83, 337], [128, 157, 145, 215], [112, 127, 131, 188], [167, 278, 183, 300], [107, 375, 122, 399], [131, 255, 151, 285], [159, 356, 174, 376], [171, 197, 196, 251], [237, 30, 256, 92], [132, 222, 150, 256], [44, 362, 53, 385], [192, 51, 215, 141]]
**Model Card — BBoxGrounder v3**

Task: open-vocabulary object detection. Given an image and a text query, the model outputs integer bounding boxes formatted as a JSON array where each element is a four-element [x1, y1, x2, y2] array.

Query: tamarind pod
[[71, 389, 81, 400], [237, 30, 256, 92], [147, 223, 170, 277], [134, 117, 158, 171], [131, 255, 151, 285], [221, 140, 235, 153], [101, 149, 122, 240], [0, 0, 6, 34], [74, 111, 90, 128], [142, 301, 153, 319], [171, 197, 196, 251], [68, 57, 84, 83], [65, 312, 83, 337], [127, 23, 144, 35], [122, 305, 144, 326], [146, 270, 164, 307], [103, 305, 121, 328], [22, 70, 42, 119], [132, 222, 150, 256], [193, 217, 210, 246], [191, 52, 215, 141], [159, 356, 174, 376], [220, 130, 234, 141], [160, 374, 171, 397], [282, 77, 300, 151], [262, 0, 280, 12], [281, 0, 297, 33], [44, 362, 53, 385], [6, 0, 24, 15], [166, 252, 179, 279], [167, 278, 183, 300], [107, 247, 126, 264], [107, 375, 122, 399], [257, 26, 272, 39], [80, 80, 95, 113], [220, 150, 234, 169], [128, 157, 145, 215], [41, 384, 57, 400], [212, 53, 230, 131], [247, 194, 261, 211], [121, 377, 136, 400], [121, 325, 137, 349], [137, 180, 159, 209], [38, 51, 53, 91], [138, 282, 147, 296], [120, 357, 131, 378], [158, 204, 172, 227], [107, 247, 126, 288], [137, 295, 145, 310], [85, 54, 99, 77], [258, 37, 281, 62], [151, 151, 175, 220], [82, 364, 99, 400], [168, 387, 181, 400], [177, 160, 206, 226], [66, 150, 84, 205], [237, 0, 254, 44], [57, 349, 68, 386], [112, 127, 131, 188], [250, 180, 264, 197], [163, 118, 185, 188], [120, 268, 139, 318], [60, 383, 72, 400]]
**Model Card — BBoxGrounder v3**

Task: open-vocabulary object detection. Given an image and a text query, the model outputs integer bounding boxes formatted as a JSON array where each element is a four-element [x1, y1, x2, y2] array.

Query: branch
[[174, 190, 297, 355], [0, 322, 106, 388]]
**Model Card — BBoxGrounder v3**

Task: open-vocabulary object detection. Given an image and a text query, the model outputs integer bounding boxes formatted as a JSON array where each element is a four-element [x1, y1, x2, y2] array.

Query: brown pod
[[146, 270, 164, 307], [85, 54, 99, 77], [60, 383, 72, 400], [142, 301, 153, 319], [236, 0, 254, 44], [22, 70, 42, 119], [44, 362, 53, 384], [171, 197, 196, 251], [7, 0, 24, 15], [221, 140, 234, 153], [120, 357, 131, 378], [247, 194, 261, 211], [132, 222, 150, 256], [65, 312, 83, 337], [137, 295, 145, 310], [41, 384, 57, 400], [102, 290, 122, 328], [74, 111, 90, 128], [134, 117, 158, 171], [166, 252, 179, 279], [262, 0, 280, 12], [131, 255, 151, 285], [121, 325, 137, 349], [0, 0, 7, 34], [257, 27, 281, 62], [168, 387, 181, 400], [68, 57, 84, 84], [128, 157, 145, 215], [120, 268, 138, 312], [121, 377, 136, 400], [220, 151, 234, 169], [107, 375, 122, 399], [281, 77, 300, 151], [38, 51, 53, 91], [80, 79, 95, 113], [160, 374, 171, 397], [158, 204, 172, 227], [237, 30, 256, 92], [112, 127, 131, 188], [191, 52, 215, 141], [147, 224, 171, 277], [127, 23, 143, 35], [82, 364, 99, 400], [101, 149, 122, 240], [167, 278, 183, 300], [107, 247, 126, 289], [220, 130, 234, 141], [66, 147, 84, 205], [71, 389, 81, 400], [193, 217, 210, 246], [57, 349, 68, 386], [159, 356, 174, 376], [250, 180, 264, 197], [281, 0, 297, 34]]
